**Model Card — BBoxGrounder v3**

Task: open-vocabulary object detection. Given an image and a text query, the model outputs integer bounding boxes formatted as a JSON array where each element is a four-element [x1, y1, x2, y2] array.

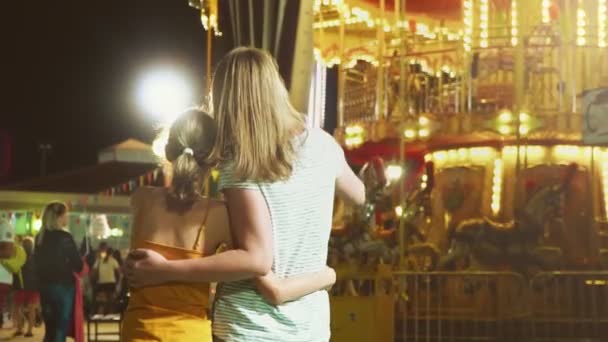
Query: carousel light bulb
[[542, 0, 551, 23], [419, 116, 430, 126], [433, 151, 447, 163], [395, 206, 404, 217], [457, 148, 468, 160], [577, 8, 587, 46], [448, 149, 458, 161], [599, 0, 607, 47], [498, 125, 511, 135], [345, 125, 364, 135], [463, 0, 473, 51], [511, 0, 518, 46], [418, 128, 430, 138], [498, 110, 513, 123], [491, 159, 504, 215], [479, 0, 489, 48], [404, 129, 416, 139], [385, 165, 403, 182]]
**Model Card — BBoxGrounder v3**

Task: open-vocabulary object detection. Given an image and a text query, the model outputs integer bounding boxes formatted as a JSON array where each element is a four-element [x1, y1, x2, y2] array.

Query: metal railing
[[394, 271, 528, 342], [392, 271, 608, 342], [529, 272, 608, 341]]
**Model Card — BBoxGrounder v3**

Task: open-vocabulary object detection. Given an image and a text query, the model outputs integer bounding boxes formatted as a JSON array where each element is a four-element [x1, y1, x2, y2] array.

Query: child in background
[[93, 245, 120, 315]]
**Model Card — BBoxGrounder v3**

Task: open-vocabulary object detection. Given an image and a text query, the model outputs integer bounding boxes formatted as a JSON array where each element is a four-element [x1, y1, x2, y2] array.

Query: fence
[[393, 271, 608, 342]]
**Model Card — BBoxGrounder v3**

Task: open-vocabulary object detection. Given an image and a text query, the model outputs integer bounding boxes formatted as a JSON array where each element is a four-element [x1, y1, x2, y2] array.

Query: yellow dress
[[121, 239, 212, 342]]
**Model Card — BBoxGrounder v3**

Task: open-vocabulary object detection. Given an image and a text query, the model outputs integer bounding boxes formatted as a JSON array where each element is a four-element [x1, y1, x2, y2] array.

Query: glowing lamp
[[385, 165, 403, 182], [498, 110, 512, 123], [498, 125, 511, 135], [32, 219, 42, 233], [136, 68, 192, 125], [404, 129, 416, 139]]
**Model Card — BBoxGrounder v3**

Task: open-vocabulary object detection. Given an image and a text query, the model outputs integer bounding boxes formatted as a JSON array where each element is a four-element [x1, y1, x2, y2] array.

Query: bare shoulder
[[131, 186, 165, 208], [196, 197, 228, 218], [198, 198, 231, 253]]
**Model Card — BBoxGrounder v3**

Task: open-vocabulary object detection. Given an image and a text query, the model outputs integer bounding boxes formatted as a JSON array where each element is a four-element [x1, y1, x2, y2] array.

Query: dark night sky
[[0, 1, 232, 184]]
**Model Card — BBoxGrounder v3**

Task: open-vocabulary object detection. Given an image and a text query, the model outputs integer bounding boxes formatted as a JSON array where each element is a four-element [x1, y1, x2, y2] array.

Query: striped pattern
[[213, 128, 344, 342]]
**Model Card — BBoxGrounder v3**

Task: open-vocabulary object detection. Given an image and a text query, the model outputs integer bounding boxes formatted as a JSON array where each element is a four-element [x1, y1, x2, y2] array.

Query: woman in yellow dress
[[121, 109, 336, 342]]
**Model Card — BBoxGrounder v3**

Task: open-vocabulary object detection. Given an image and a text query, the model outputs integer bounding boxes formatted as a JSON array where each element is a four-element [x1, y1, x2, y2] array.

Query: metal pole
[[248, 0, 255, 47], [204, 10, 214, 196], [398, 0, 407, 269], [262, 0, 271, 50], [206, 26, 213, 92], [337, 4, 345, 127], [39, 144, 52, 177], [274, 0, 287, 55], [375, 0, 386, 120], [399, 138, 407, 269], [514, 0, 526, 176]]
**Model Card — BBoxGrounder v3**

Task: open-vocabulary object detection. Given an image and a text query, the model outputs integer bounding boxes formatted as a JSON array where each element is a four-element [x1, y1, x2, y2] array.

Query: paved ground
[[0, 322, 120, 341]]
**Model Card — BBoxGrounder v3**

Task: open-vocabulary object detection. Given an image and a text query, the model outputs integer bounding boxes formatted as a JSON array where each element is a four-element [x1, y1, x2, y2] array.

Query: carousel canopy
[[1, 162, 158, 194], [314, 0, 464, 68], [2, 139, 160, 194]]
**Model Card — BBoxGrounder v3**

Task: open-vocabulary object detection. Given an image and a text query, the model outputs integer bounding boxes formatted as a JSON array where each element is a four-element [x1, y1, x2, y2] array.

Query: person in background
[[111, 249, 128, 313], [34, 202, 84, 342], [93, 245, 120, 315], [13, 237, 39, 338], [79, 236, 94, 319], [0, 219, 26, 331]]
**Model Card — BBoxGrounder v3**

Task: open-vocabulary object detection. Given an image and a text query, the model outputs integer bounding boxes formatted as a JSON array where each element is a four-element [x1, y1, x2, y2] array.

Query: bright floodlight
[[137, 68, 192, 124]]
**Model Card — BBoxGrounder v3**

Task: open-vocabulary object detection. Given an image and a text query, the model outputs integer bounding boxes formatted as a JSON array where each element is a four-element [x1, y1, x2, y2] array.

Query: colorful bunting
[[98, 168, 163, 197]]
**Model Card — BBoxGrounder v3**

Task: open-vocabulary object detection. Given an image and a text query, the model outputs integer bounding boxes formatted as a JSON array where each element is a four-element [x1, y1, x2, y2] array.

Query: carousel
[[317, 0, 608, 340]]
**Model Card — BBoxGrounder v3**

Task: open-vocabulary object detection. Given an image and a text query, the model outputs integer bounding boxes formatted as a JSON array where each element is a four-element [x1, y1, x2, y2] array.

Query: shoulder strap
[[192, 202, 211, 251]]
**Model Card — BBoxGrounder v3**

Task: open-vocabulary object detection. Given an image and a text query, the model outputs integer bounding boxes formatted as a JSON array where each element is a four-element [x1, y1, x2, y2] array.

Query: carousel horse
[[330, 157, 394, 266], [400, 162, 440, 271], [329, 157, 392, 296], [438, 163, 577, 276]]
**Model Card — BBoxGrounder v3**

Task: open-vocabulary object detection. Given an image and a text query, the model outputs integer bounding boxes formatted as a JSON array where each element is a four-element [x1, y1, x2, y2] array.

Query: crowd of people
[[0, 47, 366, 342], [0, 209, 126, 341]]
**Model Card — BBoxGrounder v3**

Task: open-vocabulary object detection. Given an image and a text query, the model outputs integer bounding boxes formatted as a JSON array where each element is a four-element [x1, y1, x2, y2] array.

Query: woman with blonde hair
[[34, 202, 83, 342], [126, 47, 365, 341], [122, 109, 336, 341]]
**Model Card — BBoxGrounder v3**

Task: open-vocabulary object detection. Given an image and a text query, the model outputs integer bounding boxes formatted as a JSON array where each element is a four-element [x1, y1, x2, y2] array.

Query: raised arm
[[335, 147, 366, 206], [255, 267, 336, 305]]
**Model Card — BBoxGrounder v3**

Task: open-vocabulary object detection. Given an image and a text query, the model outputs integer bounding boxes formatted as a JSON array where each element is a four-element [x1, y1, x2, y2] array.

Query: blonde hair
[[211, 47, 305, 182], [164, 109, 217, 204], [37, 201, 68, 245]]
